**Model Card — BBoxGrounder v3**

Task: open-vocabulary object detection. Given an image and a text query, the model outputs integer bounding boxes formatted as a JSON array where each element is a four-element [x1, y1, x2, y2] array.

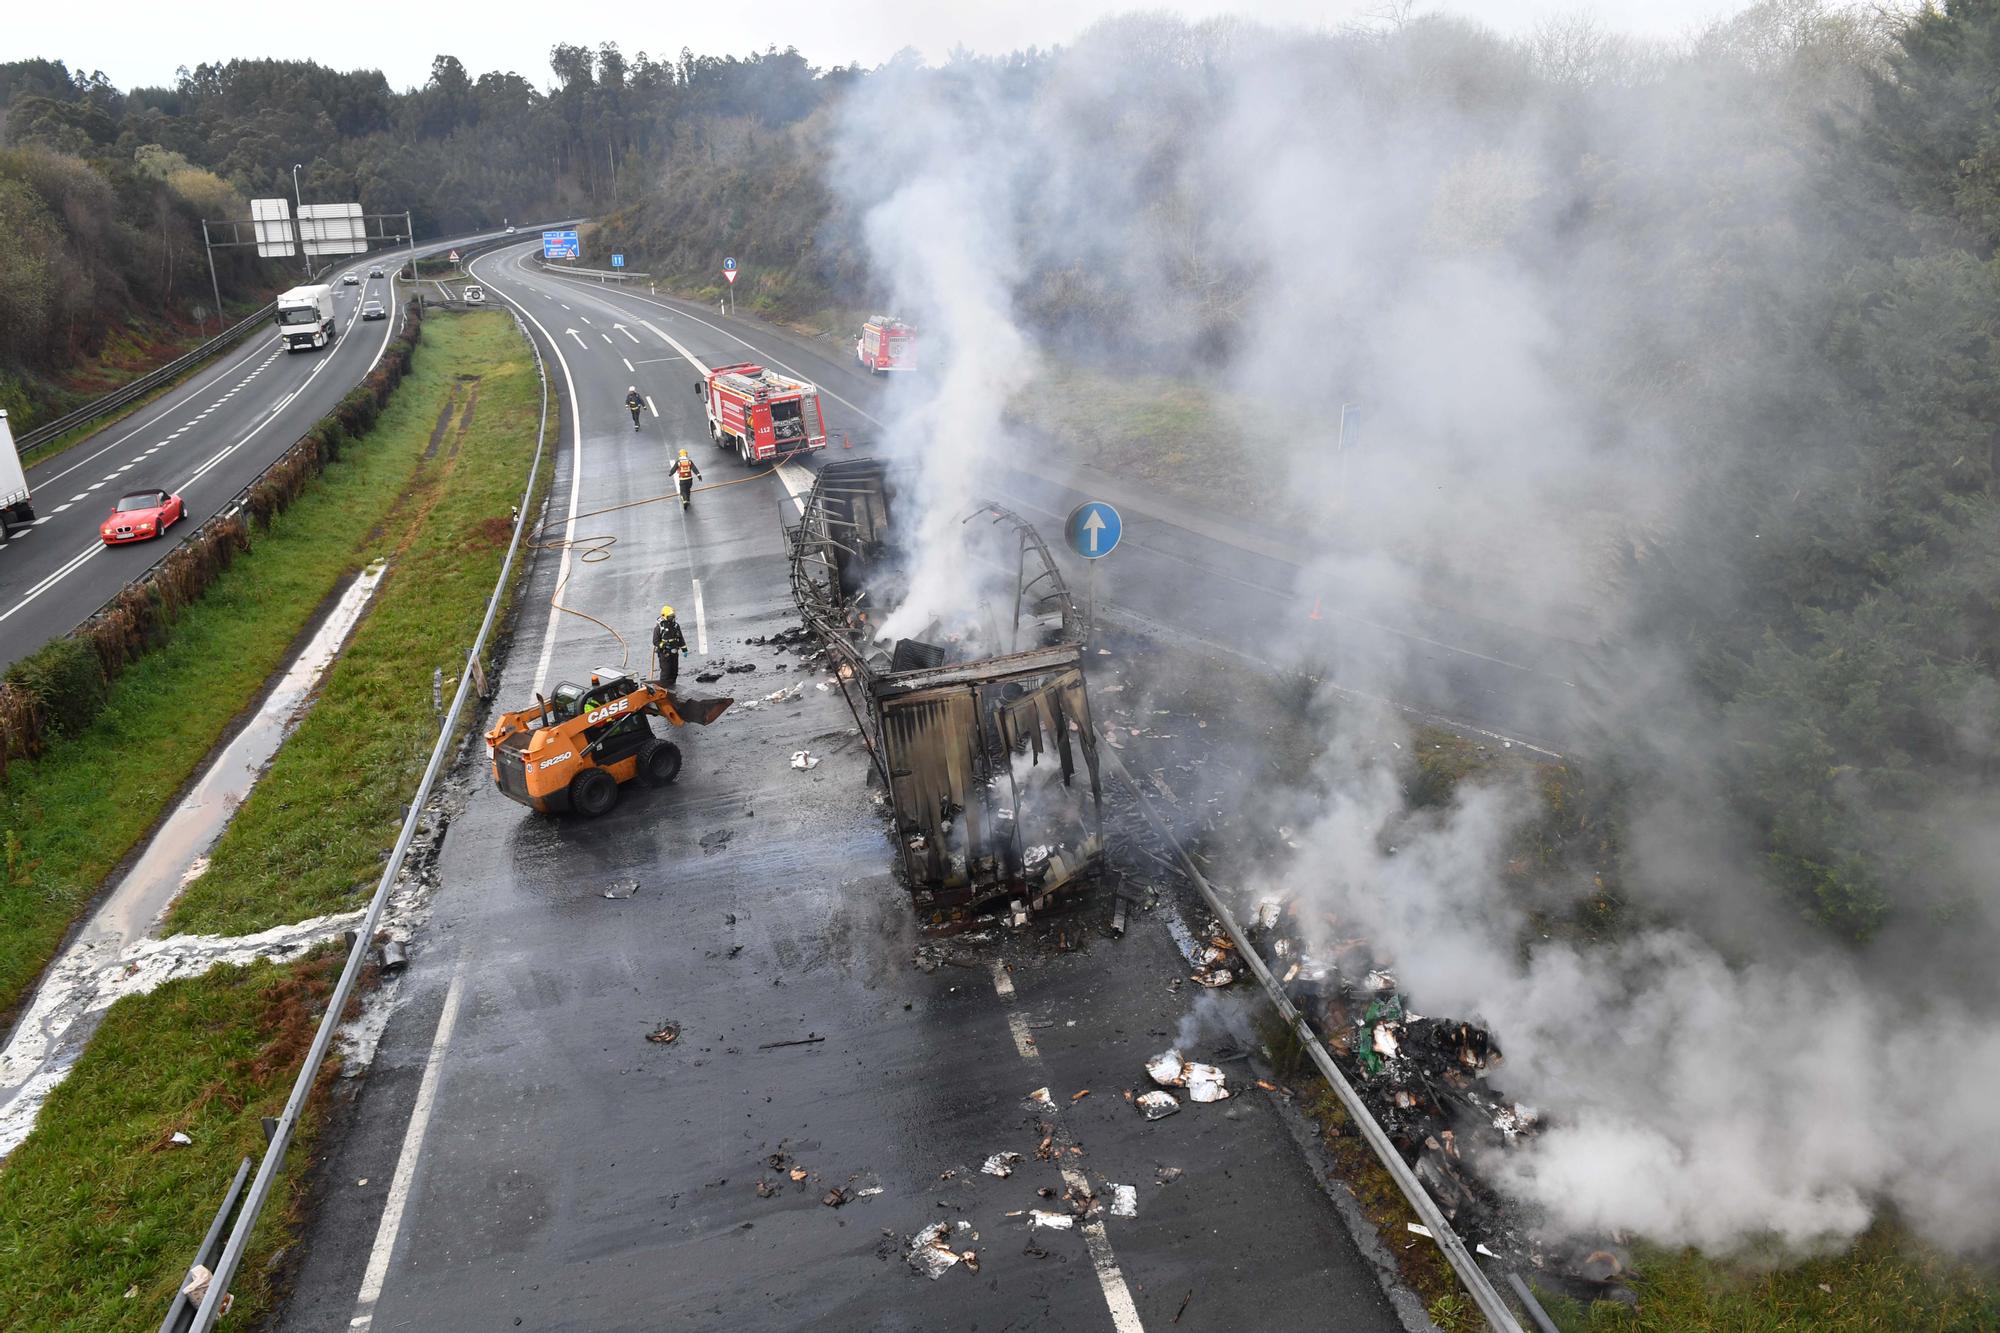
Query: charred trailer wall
[[790, 459, 1105, 924], [876, 650, 1103, 921]]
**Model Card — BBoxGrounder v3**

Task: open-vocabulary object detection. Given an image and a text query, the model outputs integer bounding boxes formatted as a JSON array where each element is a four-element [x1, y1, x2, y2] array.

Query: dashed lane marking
[[646, 396, 657, 418]]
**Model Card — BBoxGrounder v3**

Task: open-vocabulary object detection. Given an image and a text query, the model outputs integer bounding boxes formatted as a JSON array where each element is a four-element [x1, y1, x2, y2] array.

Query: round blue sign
[[1065, 501, 1122, 560]]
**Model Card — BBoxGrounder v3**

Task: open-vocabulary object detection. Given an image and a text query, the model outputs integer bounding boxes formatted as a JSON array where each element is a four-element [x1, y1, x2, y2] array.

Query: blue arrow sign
[[723, 256, 737, 271], [612, 253, 625, 268], [1064, 501, 1122, 560]]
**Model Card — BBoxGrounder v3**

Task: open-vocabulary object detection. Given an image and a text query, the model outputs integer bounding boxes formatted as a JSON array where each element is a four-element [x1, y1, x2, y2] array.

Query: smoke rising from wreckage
[[817, 5, 2000, 1266]]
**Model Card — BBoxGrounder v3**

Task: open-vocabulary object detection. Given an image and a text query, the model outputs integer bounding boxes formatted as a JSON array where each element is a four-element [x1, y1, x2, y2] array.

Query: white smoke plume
[[822, 4, 1998, 1258]]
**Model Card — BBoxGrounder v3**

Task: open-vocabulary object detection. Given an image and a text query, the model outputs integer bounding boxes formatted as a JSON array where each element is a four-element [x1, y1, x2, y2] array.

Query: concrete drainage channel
[[0, 563, 390, 1157]]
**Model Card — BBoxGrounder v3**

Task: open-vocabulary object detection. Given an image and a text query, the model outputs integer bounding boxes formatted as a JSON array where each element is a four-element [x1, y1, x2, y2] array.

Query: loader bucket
[[669, 694, 734, 726]]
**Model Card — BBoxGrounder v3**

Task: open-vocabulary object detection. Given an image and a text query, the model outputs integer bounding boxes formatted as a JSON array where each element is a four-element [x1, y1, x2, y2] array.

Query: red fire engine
[[856, 316, 915, 374], [697, 362, 828, 466]]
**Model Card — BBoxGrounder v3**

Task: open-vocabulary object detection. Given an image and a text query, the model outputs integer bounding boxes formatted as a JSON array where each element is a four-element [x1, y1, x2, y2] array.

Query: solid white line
[[987, 961, 1144, 1330], [352, 968, 466, 1319], [469, 251, 582, 697], [692, 578, 708, 654], [0, 543, 102, 624]]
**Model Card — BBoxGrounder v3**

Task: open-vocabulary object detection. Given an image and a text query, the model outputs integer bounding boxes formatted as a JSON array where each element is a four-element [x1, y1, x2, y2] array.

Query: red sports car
[[100, 488, 184, 544]]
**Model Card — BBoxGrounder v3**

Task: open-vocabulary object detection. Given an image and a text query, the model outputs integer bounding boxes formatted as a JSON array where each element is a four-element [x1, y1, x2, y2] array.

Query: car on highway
[[361, 299, 387, 321], [369, 265, 384, 278], [99, 488, 184, 544], [505, 225, 517, 234], [342, 272, 360, 285]]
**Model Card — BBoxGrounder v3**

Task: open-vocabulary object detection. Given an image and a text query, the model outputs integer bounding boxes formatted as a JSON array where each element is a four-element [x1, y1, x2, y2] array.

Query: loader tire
[[638, 739, 683, 787], [569, 767, 619, 817]]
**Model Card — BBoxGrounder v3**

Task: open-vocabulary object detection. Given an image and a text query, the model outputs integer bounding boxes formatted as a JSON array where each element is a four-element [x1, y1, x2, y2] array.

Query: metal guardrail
[[176, 305, 551, 1332], [536, 259, 647, 282], [15, 303, 278, 454], [1100, 738, 1540, 1333]]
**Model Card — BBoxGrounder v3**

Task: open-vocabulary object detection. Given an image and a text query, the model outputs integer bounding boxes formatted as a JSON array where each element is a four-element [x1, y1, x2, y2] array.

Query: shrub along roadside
[[0, 948, 347, 1331], [169, 312, 545, 935], [0, 302, 425, 780], [0, 306, 430, 1022]]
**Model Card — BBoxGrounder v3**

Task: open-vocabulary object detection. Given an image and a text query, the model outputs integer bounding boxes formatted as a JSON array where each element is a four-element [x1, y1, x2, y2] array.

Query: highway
[[274, 241, 1414, 1332], [469, 249, 1593, 752], [0, 226, 533, 674]]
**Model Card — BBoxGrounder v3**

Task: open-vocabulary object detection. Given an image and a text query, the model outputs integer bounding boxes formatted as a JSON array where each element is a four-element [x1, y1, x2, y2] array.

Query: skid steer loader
[[486, 668, 732, 816]]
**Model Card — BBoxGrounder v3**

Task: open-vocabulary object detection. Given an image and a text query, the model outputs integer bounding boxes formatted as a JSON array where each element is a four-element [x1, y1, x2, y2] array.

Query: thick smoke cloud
[[823, 4, 1996, 1257]]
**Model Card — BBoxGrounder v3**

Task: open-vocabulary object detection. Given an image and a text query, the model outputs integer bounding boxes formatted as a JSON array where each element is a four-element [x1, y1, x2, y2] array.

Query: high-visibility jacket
[[676, 457, 698, 481]]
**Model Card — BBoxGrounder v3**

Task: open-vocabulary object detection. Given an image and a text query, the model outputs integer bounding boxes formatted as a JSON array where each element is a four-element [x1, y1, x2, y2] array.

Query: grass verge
[[0, 947, 347, 1330], [168, 311, 543, 934], [0, 353, 447, 1023]]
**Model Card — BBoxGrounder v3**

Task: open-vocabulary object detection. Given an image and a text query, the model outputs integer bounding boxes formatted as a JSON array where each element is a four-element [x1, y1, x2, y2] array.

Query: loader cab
[[549, 681, 587, 721]]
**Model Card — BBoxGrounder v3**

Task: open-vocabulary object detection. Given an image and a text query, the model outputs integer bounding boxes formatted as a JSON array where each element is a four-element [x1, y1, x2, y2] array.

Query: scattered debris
[[790, 1168, 809, 1182], [179, 1265, 233, 1316], [1155, 1166, 1183, 1185], [694, 670, 724, 683], [1173, 1288, 1194, 1324], [1110, 1184, 1138, 1218], [168, 1130, 192, 1147], [906, 1221, 975, 1280], [1190, 964, 1235, 988], [645, 1022, 680, 1045], [1146, 1050, 1229, 1102], [1146, 1051, 1185, 1086], [822, 1189, 847, 1208], [1136, 1091, 1180, 1120], [1028, 1086, 1053, 1107], [755, 1179, 777, 1198], [1070, 1089, 1091, 1103], [602, 879, 640, 900], [981, 1152, 1022, 1178], [1028, 1210, 1075, 1231], [1185, 1066, 1230, 1103], [790, 751, 820, 771]]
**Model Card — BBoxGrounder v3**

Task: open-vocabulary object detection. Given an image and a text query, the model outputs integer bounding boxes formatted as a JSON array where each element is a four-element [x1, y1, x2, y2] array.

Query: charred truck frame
[[791, 458, 1104, 926]]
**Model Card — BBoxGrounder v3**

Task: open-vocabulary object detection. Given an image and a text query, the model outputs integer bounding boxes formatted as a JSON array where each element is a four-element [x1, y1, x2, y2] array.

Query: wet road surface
[[275, 244, 1410, 1333]]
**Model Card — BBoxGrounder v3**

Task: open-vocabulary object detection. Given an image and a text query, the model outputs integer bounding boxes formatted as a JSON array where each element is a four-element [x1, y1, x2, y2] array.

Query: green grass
[[0, 947, 345, 1330], [1537, 1226, 1999, 1331], [0, 346, 453, 1022], [168, 312, 542, 935]]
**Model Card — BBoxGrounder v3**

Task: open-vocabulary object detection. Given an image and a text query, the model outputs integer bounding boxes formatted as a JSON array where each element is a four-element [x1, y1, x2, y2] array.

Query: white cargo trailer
[[275, 284, 337, 351], [0, 409, 32, 536]]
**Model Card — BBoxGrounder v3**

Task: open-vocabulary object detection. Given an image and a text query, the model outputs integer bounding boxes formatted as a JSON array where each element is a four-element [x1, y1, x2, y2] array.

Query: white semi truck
[[0, 409, 32, 536], [275, 284, 337, 351]]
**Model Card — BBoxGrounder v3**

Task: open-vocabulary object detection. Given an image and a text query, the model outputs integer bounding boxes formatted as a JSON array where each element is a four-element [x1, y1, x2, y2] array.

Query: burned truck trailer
[[791, 458, 1104, 924]]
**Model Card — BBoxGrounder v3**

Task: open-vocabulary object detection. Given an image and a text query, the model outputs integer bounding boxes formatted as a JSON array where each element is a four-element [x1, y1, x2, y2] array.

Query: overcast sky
[[19, 0, 1754, 92]]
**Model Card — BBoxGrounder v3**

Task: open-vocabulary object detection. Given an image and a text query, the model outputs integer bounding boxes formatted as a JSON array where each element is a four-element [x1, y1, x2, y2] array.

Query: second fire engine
[[696, 362, 828, 466]]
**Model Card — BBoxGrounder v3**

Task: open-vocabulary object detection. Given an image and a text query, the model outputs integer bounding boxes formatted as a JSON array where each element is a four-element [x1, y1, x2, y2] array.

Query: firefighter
[[625, 386, 643, 430], [652, 605, 686, 686], [674, 449, 703, 509]]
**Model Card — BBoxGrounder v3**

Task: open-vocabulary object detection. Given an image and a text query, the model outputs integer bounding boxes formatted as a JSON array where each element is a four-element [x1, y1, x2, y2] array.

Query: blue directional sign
[[723, 256, 737, 271], [542, 229, 580, 260], [1064, 501, 1122, 560], [611, 253, 625, 268]]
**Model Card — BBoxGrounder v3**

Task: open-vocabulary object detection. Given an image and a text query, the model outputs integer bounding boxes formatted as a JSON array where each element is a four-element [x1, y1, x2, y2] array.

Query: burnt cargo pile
[[790, 458, 1103, 926]]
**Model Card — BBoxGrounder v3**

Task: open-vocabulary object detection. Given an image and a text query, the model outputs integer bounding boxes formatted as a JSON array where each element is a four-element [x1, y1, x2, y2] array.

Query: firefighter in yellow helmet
[[652, 603, 686, 686], [675, 448, 703, 510]]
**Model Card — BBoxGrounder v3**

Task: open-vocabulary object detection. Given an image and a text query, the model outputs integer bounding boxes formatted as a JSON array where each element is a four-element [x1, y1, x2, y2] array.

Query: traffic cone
[[842, 431, 852, 450], [1308, 596, 1323, 622]]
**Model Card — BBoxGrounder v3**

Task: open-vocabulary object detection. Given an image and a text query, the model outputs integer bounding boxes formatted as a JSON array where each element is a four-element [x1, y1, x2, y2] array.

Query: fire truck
[[856, 316, 915, 374], [697, 362, 828, 466]]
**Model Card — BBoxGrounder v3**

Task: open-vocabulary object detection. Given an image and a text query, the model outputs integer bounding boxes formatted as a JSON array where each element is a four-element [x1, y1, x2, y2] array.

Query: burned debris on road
[[790, 459, 1104, 926]]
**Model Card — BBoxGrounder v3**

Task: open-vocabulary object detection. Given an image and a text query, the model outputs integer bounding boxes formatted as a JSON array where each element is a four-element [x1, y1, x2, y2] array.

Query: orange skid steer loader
[[486, 668, 733, 816]]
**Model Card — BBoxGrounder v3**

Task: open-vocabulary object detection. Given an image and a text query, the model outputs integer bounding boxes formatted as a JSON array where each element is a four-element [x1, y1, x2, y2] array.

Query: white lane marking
[[645, 396, 658, 418], [0, 543, 103, 624], [30, 517, 50, 526], [616, 325, 639, 344], [601, 334, 613, 345], [469, 252, 583, 698], [115, 464, 133, 473], [987, 961, 1144, 1331], [579, 315, 591, 325], [622, 357, 634, 373], [351, 968, 466, 1323], [51, 504, 70, 514], [560, 303, 570, 310], [86, 482, 104, 490], [775, 461, 815, 517], [692, 579, 708, 654], [67, 494, 86, 503]]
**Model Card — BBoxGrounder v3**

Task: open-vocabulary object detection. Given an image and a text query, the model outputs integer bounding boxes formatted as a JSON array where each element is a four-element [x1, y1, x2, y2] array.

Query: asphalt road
[[464, 254, 1593, 752], [274, 242, 1414, 1333], [0, 226, 535, 674]]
